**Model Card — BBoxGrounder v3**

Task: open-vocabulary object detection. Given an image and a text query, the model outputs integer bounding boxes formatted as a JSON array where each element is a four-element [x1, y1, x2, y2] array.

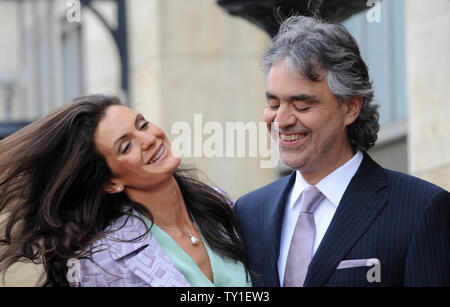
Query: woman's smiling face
[[94, 105, 180, 193]]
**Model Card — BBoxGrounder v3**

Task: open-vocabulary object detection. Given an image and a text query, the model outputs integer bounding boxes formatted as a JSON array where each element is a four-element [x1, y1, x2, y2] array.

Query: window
[[62, 21, 84, 103], [342, 0, 407, 142]]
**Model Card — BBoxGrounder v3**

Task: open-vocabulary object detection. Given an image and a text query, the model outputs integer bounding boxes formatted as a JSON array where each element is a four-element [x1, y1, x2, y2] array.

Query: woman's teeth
[[148, 144, 164, 164]]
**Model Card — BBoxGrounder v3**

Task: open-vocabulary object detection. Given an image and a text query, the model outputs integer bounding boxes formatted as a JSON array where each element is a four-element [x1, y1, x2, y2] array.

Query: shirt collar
[[290, 151, 363, 209], [289, 169, 311, 209]]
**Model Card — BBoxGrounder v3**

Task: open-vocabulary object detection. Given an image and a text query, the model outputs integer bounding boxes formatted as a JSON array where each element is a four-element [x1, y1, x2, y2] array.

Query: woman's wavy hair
[[261, 15, 380, 151], [0, 94, 248, 286]]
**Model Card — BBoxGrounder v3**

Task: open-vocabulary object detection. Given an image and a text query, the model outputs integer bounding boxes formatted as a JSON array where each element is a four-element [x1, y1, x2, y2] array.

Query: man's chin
[[280, 157, 308, 171]]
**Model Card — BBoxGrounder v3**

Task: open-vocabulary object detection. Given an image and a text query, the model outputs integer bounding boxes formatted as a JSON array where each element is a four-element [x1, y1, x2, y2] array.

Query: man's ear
[[344, 97, 363, 126], [104, 180, 124, 194]]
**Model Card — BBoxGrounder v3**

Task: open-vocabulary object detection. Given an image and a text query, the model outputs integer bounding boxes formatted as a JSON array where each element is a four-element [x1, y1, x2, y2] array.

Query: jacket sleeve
[[404, 189, 450, 286]]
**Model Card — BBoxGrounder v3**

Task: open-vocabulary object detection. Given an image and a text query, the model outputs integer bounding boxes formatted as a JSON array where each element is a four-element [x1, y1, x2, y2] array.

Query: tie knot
[[300, 186, 324, 213]]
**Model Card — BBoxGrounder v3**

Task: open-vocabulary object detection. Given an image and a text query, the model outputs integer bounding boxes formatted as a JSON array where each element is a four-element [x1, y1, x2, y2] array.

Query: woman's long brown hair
[[0, 94, 249, 286]]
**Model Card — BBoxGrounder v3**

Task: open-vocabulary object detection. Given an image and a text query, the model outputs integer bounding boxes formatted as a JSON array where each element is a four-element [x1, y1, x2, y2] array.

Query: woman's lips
[[147, 143, 165, 165], [147, 143, 164, 164]]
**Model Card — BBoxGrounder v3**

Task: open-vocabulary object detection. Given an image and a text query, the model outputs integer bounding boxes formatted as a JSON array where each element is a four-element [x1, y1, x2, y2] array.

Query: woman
[[0, 94, 251, 287]]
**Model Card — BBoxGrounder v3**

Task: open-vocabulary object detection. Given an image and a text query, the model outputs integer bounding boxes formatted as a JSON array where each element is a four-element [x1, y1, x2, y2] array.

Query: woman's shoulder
[[69, 212, 153, 286], [72, 212, 151, 267], [70, 212, 190, 287], [90, 212, 151, 258]]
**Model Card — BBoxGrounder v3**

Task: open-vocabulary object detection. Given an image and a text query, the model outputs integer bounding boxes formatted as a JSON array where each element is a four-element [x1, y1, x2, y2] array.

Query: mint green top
[[141, 216, 251, 287]]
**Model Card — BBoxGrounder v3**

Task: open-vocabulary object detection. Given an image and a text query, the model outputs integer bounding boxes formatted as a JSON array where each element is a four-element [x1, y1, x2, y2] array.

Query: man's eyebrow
[[113, 113, 142, 150], [265, 91, 319, 102], [289, 94, 319, 102], [265, 91, 277, 99]]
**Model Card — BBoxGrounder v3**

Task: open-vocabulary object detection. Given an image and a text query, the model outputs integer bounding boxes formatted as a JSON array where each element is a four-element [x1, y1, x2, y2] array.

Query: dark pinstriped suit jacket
[[234, 152, 450, 286]]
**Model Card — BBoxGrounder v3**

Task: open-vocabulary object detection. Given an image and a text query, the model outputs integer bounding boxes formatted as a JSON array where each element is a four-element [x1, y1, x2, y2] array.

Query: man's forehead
[[271, 58, 326, 77]]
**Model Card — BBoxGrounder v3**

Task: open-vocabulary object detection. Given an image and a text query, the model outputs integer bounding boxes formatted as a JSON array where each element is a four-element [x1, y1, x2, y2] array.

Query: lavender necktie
[[284, 186, 325, 287]]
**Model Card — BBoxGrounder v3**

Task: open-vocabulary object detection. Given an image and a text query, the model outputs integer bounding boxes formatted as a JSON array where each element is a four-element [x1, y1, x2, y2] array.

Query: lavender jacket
[[69, 213, 190, 287]]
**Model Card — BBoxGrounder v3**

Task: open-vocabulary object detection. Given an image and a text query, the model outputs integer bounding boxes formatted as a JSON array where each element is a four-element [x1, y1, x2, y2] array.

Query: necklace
[[158, 224, 200, 246]]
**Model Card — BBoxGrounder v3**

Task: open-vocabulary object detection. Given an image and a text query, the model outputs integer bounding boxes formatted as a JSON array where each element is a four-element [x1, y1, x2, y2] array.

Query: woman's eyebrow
[[113, 113, 142, 150], [135, 113, 144, 127]]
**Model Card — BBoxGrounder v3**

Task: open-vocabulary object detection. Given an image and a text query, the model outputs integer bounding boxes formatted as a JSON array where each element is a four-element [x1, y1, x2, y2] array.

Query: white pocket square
[[336, 258, 380, 269]]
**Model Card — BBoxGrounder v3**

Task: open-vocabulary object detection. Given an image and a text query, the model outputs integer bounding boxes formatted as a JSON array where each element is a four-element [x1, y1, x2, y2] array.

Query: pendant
[[188, 233, 199, 246]]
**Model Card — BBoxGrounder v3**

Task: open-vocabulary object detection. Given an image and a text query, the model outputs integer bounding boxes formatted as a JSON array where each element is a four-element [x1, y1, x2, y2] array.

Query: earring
[[116, 186, 122, 192]]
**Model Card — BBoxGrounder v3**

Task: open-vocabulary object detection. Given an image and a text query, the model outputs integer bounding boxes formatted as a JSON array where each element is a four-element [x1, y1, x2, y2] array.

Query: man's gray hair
[[262, 16, 379, 152]]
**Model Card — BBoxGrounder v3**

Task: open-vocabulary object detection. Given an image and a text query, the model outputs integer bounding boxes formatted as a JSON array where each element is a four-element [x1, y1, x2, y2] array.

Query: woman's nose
[[138, 132, 156, 151]]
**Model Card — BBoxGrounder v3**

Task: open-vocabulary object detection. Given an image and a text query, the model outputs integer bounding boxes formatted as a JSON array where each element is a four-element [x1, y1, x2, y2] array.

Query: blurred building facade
[[0, 0, 448, 286]]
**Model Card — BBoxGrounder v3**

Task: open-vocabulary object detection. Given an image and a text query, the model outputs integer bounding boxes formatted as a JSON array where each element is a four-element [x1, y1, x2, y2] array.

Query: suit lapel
[[122, 239, 190, 287], [262, 171, 296, 286], [304, 153, 388, 286], [107, 213, 190, 287]]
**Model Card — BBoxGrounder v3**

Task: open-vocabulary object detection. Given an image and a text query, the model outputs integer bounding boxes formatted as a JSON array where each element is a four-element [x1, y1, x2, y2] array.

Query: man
[[234, 16, 450, 287]]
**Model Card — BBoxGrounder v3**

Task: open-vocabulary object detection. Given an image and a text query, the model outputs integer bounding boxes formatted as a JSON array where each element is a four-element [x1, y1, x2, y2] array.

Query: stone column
[[406, 0, 450, 190]]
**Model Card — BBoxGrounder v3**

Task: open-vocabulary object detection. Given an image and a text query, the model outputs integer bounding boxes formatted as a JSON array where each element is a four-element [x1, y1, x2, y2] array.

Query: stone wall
[[406, 0, 450, 190]]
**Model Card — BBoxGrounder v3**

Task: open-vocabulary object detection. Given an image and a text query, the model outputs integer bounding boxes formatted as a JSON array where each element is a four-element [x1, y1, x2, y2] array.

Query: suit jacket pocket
[[325, 259, 381, 287], [325, 266, 371, 286], [336, 259, 371, 269]]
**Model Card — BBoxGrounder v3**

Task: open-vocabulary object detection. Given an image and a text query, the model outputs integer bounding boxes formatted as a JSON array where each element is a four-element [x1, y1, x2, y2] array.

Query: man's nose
[[274, 103, 297, 129]]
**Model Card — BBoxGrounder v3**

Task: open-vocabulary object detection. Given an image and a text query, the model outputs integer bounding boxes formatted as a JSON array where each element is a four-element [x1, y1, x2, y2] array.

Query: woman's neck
[[126, 176, 191, 228]]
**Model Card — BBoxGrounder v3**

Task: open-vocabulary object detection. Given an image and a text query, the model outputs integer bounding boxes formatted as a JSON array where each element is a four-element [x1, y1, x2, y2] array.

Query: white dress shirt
[[278, 151, 363, 285]]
